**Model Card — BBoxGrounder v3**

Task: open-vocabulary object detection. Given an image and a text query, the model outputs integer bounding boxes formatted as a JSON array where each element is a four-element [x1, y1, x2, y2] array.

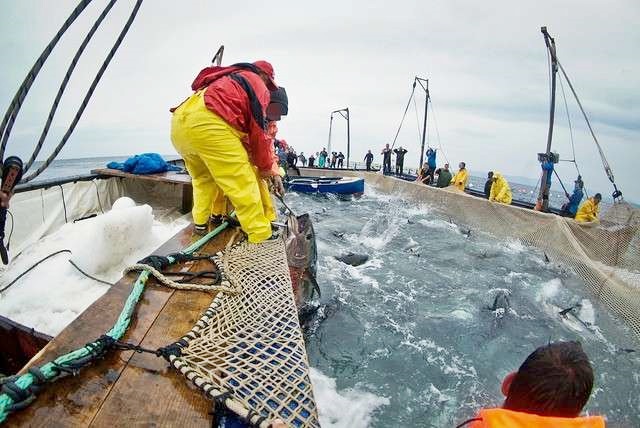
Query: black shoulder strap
[[455, 417, 482, 428], [229, 73, 265, 130], [230, 62, 262, 75]]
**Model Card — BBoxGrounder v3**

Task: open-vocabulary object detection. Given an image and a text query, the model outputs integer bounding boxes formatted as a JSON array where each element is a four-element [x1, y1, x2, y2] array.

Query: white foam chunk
[[310, 367, 389, 428], [0, 198, 188, 336], [70, 201, 154, 273]]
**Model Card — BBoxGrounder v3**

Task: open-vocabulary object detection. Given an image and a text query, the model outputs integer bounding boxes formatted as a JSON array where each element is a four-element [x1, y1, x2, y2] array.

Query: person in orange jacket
[[457, 341, 605, 427]]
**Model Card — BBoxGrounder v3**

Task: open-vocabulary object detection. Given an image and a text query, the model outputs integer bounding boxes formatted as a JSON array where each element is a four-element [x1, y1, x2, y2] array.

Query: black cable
[[23, 0, 118, 174], [6, 210, 14, 251], [390, 81, 417, 149], [68, 259, 113, 286], [0, 248, 114, 294], [21, 0, 145, 183], [0, 0, 94, 161], [0, 249, 71, 294]]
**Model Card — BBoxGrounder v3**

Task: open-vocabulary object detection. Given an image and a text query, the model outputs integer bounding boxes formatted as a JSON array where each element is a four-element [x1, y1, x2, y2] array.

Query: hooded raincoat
[[451, 167, 469, 192], [489, 172, 512, 204], [170, 62, 278, 243], [575, 197, 600, 223]]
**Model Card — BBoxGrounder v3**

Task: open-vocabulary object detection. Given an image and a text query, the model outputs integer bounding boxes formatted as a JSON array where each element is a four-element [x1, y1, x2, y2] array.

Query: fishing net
[[323, 170, 640, 340], [167, 238, 320, 428]]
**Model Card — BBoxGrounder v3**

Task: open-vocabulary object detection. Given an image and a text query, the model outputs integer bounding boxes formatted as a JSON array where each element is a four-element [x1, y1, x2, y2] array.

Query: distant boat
[[287, 176, 365, 195]]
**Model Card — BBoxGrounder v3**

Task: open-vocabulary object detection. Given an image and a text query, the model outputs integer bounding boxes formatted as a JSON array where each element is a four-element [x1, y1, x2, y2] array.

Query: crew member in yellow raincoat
[[450, 162, 469, 192], [575, 193, 601, 223], [171, 61, 283, 243], [489, 172, 512, 204]]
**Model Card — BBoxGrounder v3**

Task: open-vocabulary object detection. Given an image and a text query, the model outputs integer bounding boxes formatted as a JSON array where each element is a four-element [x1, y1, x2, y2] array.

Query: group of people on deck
[[305, 149, 346, 169], [412, 147, 602, 223]]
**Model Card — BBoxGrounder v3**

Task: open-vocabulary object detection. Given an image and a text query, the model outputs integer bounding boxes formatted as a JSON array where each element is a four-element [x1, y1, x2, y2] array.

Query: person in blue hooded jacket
[[424, 148, 437, 184], [561, 177, 584, 218]]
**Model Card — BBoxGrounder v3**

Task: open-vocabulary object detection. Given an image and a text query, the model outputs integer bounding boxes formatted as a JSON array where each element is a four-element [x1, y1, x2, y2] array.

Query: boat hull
[[287, 176, 365, 195]]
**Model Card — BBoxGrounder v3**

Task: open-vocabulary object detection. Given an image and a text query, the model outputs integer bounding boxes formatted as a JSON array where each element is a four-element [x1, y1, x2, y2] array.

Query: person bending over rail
[[450, 162, 469, 192], [575, 193, 601, 223], [484, 171, 494, 198], [457, 341, 605, 427], [435, 163, 452, 188], [489, 172, 512, 205], [561, 177, 585, 218], [424, 147, 437, 184], [171, 60, 284, 242]]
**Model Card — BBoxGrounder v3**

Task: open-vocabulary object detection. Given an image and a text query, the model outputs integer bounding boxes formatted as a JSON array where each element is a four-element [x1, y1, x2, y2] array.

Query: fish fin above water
[[308, 271, 321, 298]]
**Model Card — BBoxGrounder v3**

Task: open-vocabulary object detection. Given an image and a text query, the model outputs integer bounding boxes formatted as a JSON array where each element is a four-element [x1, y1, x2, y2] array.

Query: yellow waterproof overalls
[[171, 90, 276, 243]]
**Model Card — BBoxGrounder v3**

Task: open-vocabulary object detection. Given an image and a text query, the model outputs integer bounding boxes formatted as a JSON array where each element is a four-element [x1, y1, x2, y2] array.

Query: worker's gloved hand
[[0, 191, 11, 209], [271, 175, 285, 197]]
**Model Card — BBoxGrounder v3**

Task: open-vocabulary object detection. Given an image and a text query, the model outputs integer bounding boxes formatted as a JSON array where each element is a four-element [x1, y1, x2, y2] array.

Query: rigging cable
[[0, 0, 95, 162], [390, 80, 417, 149], [427, 98, 450, 164], [412, 92, 423, 149], [22, 0, 144, 183], [23, 0, 118, 175], [558, 74, 589, 198], [557, 61, 621, 198], [558, 75, 579, 172]]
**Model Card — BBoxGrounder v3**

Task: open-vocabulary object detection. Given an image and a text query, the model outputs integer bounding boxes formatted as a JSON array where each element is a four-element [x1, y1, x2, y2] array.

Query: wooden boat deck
[[7, 225, 231, 427]]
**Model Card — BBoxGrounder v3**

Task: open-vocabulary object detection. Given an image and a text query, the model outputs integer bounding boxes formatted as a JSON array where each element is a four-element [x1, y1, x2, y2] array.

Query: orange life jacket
[[465, 408, 605, 428]]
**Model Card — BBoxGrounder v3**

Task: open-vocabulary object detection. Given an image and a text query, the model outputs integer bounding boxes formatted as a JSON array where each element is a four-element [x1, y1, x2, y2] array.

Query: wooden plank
[[88, 229, 235, 427], [91, 168, 192, 186], [6, 226, 196, 427]]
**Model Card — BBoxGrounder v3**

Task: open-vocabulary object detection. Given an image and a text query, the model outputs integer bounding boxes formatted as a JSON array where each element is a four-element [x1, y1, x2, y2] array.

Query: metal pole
[[346, 108, 350, 168], [538, 27, 558, 211], [419, 79, 429, 170], [327, 113, 333, 154]]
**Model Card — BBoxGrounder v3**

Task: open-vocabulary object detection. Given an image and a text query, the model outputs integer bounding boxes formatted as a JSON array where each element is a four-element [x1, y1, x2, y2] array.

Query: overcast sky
[[1, 0, 638, 201]]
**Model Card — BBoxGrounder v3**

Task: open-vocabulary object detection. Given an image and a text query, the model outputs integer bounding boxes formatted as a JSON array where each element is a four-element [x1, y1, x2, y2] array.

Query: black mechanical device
[[0, 156, 23, 264]]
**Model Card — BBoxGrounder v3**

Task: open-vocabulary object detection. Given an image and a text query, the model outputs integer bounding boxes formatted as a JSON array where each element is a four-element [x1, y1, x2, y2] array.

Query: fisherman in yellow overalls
[[575, 193, 601, 223], [170, 61, 284, 243], [450, 161, 469, 192]]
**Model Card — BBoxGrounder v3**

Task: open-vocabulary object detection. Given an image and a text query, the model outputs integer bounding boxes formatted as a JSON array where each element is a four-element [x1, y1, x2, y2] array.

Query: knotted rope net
[[166, 238, 320, 427]]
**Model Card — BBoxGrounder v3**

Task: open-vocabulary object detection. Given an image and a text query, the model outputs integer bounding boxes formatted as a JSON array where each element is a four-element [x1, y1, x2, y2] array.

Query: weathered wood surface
[[8, 225, 232, 427], [91, 168, 192, 186], [92, 168, 194, 213]]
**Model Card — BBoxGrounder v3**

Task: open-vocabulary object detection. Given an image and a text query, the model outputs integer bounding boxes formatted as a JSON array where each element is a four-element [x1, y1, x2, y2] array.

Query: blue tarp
[[107, 153, 181, 175]]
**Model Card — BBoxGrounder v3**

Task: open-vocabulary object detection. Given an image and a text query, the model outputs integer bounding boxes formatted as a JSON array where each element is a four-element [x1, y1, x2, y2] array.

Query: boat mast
[[211, 45, 224, 66], [327, 113, 333, 153], [414, 77, 429, 169], [329, 108, 350, 166], [538, 27, 558, 212]]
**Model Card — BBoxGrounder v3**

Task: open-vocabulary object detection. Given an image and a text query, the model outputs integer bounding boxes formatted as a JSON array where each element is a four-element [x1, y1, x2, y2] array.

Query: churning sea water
[[285, 187, 639, 427]]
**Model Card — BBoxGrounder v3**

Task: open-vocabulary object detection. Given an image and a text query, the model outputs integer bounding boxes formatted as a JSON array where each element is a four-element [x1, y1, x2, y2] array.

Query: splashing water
[[288, 187, 640, 427]]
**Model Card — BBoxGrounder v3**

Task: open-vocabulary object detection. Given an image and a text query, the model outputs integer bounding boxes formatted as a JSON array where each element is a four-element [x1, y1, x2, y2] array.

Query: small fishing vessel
[[287, 176, 364, 196]]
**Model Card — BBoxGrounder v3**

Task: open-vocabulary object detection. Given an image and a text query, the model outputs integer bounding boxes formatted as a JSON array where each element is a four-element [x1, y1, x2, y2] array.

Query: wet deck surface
[[8, 225, 232, 427]]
